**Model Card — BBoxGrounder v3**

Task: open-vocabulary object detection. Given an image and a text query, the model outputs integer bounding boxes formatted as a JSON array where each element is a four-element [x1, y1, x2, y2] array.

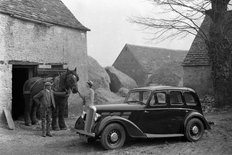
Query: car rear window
[[184, 92, 197, 106], [170, 91, 183, 105]]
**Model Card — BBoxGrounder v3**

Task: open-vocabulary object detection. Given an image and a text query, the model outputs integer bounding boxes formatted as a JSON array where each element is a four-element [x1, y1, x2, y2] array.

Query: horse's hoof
[[52, 127, 60, 131], [60, 127, 67, 130], [25, 123, 31, 126]]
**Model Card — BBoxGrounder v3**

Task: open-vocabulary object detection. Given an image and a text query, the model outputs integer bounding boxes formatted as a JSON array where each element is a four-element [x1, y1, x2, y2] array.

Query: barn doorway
[[12, 65, 37, 120]]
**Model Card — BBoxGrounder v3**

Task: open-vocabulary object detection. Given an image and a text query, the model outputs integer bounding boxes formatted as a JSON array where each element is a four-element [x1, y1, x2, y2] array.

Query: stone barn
[[0, 0, 89, 126], [182, 12, 232, 97], [113, 44, 187, 86]]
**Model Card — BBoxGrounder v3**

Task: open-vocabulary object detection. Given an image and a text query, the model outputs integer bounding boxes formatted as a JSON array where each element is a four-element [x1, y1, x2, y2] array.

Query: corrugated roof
[[183, 12, 232, 66], [0, 0, 90, 31], [126, 44, 187, 74]]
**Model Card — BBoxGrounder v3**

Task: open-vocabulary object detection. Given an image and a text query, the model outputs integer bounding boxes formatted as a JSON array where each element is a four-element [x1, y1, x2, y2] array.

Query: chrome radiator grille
[[84, 106, 96, 133]]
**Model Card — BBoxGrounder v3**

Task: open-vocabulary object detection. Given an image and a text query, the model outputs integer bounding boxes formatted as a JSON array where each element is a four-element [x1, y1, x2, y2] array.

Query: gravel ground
[[0, 108, 232, 155]]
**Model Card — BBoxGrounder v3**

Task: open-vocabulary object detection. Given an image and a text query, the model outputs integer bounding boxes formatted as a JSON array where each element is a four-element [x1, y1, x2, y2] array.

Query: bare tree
[[131, 0, 232, 106]]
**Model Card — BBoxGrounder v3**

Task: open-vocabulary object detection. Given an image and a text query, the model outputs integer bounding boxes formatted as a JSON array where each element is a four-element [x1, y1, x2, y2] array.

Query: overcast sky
[[61, 0, 194, 67]]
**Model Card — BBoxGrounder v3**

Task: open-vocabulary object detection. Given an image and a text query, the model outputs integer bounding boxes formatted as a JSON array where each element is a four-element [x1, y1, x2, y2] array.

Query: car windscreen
[[125, 90, 151, 105]]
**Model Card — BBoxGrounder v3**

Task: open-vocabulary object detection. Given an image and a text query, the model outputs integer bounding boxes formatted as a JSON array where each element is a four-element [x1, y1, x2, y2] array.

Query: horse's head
[[65, 68, 79, 94]]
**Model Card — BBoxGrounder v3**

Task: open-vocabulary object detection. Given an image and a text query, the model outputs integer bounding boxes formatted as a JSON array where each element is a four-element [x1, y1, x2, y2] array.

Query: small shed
[[182, 16, 212, 97], [183, 12, 232, 97]]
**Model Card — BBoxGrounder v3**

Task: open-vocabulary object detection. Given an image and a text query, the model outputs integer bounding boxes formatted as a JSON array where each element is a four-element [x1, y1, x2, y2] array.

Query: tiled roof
[[0, 0, 89, 31], [126, 44, 187, 74], [182, 16, 210, 66], [182, 11, 232, 66]]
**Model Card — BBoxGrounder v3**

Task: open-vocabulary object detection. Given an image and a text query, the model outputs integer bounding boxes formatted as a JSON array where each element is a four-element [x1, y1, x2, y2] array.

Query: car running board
[[145, 133, 184, 138]]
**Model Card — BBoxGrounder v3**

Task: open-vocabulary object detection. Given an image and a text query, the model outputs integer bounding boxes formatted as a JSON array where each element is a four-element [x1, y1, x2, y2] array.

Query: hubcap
[[110, 132, 119, 142], [192, 125, 199, 134]]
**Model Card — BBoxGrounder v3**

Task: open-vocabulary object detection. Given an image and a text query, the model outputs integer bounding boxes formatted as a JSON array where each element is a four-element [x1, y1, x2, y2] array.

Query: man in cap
[[33, 81, 55, 137]]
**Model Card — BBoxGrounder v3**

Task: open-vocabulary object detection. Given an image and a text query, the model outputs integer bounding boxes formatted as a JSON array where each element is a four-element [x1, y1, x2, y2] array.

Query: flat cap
[[44, 82, 52, 86]]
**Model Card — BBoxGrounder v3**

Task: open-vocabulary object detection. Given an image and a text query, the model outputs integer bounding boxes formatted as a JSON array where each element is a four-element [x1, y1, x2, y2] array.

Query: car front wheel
[[100, 123, 126, 150], [185, 118, 204, 142]]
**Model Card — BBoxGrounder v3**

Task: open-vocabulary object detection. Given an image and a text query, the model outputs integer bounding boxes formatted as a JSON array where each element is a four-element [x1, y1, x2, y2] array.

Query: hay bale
[[95, 88, 124, 105], [117, 87, 129, 97], [88, 56, 110, 90], [105, 66, 137, 93]]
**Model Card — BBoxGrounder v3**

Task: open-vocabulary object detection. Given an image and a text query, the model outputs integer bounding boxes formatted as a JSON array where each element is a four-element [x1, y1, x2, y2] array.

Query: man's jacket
[[33, 89, 55, 109]]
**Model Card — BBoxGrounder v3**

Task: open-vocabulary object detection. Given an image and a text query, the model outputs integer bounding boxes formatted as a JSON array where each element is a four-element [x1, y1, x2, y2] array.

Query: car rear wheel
[[185, 118, 204, 142], [100, 123, 126, 150]]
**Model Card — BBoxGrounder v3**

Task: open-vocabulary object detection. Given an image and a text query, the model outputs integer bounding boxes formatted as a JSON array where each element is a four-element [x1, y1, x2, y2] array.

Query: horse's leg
[[58, 98, 67, 130], [52, 101, 59, 130], [31, 99, 39, 125], [24, 94, 32, 126]]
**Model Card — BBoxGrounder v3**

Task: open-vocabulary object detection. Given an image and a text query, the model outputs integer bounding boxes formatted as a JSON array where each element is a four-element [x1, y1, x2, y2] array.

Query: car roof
[[131, 85, 195, 92]]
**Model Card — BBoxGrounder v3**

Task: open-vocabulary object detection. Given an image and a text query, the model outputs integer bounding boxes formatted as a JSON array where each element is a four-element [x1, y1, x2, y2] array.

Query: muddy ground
[[0, 108, 232, 155]]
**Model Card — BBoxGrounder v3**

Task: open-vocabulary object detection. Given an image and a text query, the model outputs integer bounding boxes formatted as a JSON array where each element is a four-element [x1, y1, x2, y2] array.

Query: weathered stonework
[[183, 66, 213, 97], [0, 13, 88, 125]]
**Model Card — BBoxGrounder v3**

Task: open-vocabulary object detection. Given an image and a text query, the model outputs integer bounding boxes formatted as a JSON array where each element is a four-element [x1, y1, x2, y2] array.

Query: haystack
[[88, 56, 110, 90], [95, 88, 124, 105], [105, 66, 137, 93]]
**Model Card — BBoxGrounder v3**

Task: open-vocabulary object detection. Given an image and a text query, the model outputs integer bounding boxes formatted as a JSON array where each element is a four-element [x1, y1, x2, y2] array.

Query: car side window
[[170, 91, 183, 105], [184, 92, 197, 106], [150, 92, 166, 106]]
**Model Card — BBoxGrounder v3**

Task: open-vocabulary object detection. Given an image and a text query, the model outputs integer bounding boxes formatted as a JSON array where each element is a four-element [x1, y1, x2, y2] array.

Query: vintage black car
[[75, 86, 211, 150]]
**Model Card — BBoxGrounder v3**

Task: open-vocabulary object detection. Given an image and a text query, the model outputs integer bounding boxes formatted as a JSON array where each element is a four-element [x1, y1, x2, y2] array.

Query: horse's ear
[[74, 67, 77, 72]]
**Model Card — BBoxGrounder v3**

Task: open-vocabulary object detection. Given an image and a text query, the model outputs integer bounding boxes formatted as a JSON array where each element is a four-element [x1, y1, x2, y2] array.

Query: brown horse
[[23, 68, 79, 128]]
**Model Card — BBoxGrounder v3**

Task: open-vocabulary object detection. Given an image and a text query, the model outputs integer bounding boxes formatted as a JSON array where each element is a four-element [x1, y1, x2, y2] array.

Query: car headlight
[[94, 113, 101, 121], [81, 111, 86, 120]]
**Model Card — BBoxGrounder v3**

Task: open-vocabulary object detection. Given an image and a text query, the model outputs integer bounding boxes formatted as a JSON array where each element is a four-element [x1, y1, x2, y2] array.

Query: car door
[[138, 91, 171, 134], [167, 90, 188, 134]]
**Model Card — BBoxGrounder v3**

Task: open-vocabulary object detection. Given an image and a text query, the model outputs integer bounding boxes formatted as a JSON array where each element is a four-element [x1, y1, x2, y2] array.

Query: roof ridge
[[125, 43, 187, 52], [0, 0, 90, 31]]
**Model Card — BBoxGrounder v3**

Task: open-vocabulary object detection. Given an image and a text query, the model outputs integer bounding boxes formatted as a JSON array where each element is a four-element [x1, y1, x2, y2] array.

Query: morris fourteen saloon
[[75, 86, 210, 150]]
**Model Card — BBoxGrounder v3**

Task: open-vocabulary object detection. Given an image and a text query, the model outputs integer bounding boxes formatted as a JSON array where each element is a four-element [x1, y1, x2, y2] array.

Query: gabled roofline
[[113, 44, 145, 73], [0, 10, 90, 31]]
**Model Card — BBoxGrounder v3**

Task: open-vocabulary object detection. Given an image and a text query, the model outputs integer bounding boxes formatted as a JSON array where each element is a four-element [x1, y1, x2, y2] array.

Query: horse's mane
[[53, 72, 66, 92], [52, 70, 79, 92]]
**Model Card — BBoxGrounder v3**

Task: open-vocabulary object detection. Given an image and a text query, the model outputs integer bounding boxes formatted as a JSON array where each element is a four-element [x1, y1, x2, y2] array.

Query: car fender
[[96, 116, 146, 138], [184, 111, 211, 130]]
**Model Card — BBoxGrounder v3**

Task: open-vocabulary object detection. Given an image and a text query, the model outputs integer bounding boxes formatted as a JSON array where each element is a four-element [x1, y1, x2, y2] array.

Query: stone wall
[[183, 65, 213, 97], [0, 14, 88, 124]]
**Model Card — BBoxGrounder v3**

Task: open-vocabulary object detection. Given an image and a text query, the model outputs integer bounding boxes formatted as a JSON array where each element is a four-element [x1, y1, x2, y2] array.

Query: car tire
[[185, 118, 204, 142], [100, 123, 126, 150]]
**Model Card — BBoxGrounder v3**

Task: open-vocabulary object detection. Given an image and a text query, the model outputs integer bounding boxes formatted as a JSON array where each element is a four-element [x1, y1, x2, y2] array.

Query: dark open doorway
[[12, 65, 37, 120]]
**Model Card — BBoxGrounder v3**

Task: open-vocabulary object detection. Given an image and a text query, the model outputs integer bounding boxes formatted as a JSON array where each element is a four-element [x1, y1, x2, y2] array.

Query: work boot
[[42, 132, 46, 137]]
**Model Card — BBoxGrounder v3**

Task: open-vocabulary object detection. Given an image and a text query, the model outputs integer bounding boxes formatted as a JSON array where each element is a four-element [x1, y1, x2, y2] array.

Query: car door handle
[[144, 110, 149, 113]]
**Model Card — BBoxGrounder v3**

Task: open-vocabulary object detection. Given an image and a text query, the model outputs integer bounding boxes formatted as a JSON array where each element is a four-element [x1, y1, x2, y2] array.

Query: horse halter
[[63, 71, 79, 93]]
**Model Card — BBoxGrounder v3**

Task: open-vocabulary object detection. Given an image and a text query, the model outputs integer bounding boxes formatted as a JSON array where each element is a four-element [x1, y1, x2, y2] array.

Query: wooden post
[[3, 108, 15, 130]]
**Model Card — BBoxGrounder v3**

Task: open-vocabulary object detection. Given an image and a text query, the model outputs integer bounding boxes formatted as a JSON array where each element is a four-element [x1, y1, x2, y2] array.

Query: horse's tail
[[23, 79, 30, 95]]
